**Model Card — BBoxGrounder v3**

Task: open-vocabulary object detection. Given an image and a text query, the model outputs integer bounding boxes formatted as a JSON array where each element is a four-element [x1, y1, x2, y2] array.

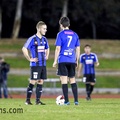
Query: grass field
[[0, 98, 120, 120], [7, 74, 120, 88]]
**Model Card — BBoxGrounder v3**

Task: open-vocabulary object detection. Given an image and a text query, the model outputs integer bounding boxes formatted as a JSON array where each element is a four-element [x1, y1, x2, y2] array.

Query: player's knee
[[90, 82, 95, 86], [30, 80, 36, 85], [69, 77, 76, 84], [37, 80, 44, 84]]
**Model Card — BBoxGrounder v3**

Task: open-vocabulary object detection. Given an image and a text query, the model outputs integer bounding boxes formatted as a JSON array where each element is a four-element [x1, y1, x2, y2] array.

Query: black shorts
[[30, 66, 47, 80], [83, 74, 96, 83], [57, 63, 76, 78]]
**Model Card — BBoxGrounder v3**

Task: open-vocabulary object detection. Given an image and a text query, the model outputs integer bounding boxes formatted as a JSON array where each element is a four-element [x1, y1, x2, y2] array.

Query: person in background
[[77, 44, 99, 100], [0, 57, 10, 98]]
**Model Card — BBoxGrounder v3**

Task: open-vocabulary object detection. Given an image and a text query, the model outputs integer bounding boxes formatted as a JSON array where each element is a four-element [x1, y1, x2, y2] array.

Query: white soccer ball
[[56, 95, 65, 105]]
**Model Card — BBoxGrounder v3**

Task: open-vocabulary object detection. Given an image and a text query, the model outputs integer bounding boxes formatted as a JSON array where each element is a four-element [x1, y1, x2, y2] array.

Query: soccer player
[[77, 44, 99, 100], [22, 21, 49, 105], [53, 16, 80, 105]]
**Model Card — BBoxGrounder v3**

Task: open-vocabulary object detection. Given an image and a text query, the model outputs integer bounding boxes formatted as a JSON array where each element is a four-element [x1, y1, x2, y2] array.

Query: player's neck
[[36, 32, 42, 39], [86, 52, 91, 55], [63, 27, 69, 30]]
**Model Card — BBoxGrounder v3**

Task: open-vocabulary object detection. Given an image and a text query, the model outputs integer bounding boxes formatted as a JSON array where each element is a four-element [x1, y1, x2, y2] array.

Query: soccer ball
[[56, 95, 65, 105]]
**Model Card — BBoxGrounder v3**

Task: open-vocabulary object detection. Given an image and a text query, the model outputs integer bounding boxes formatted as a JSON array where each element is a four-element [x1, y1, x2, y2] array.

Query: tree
[[61, 0, 68, 17], [12, 0, 23, 39]]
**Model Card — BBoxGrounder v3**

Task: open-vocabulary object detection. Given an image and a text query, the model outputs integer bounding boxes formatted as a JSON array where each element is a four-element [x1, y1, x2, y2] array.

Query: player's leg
[[0, 83, 2, 98], [25, 80, 36, 105], [89, 74, 96, 98], [35, 66, 46, 105], [3, 80, 8, 98], [83, 75, 91, 100], [68, 63, 78, 105], [25, 66, 37, 105], [85, 83, 91, 100], [69, 77, 78, 105], [58, 63, 69, 105], [89, 83, 95, 94], [60, 76, 69, 105]]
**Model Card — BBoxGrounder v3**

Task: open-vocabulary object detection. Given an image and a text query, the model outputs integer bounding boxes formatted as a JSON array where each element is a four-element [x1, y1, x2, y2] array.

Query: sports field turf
[[0, 98, 120, 120]]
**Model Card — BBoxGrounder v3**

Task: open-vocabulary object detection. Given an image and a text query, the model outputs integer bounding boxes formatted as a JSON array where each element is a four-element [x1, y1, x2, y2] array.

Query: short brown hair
[[59, 16, 70, 28], [84, 44, 91, 48], [36, 21, 46, 29]]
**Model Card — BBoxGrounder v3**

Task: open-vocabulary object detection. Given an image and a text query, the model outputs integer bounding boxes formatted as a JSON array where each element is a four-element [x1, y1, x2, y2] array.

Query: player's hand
[[45, 56, 49, 60], [30, 58, 38, 62], [75, 61, 78, 68], [53, 61, 57, 68], [77, 72, 81, 78]]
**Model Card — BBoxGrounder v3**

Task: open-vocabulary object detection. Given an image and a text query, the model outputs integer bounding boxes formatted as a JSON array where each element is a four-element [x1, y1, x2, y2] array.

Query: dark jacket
[[0, 62, 10, 83]]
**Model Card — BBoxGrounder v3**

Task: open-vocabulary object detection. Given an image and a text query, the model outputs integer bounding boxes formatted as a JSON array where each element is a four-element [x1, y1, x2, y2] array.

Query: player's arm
[[22, 47, 38, 62], [94, 54, 99, 67], [53, 46, 61, 67], [77, 63, 82, 77], [75, 46, 80, 68], [45, 48, 50, 60]]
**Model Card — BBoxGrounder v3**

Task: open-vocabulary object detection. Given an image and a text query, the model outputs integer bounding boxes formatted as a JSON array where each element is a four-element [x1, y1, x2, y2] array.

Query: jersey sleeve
[[75, 33, 80, 47], [55, 33, 62, 46], [23, 37, 33, 50], [93, 53, 98, 62], [44, 38, 49, 49]]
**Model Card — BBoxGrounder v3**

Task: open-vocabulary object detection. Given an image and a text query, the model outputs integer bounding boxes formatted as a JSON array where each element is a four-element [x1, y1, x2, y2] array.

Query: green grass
[[98, 58, 120, 70], [7, 75, 120, 88], [0, 98, 120, 120], [0, 39, 120, 53], [7, 75, 29, 87], [4, 57, 120, 70]]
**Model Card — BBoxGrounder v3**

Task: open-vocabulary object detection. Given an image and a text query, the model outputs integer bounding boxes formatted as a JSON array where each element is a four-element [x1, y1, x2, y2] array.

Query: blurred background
[[0, 0, 120, 39], [0, 0, 120, 97]]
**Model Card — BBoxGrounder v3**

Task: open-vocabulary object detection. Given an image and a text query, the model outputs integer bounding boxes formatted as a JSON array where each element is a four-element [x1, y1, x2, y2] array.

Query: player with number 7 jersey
[[55, 29, 80, 63], [53, 16, 80, 105]]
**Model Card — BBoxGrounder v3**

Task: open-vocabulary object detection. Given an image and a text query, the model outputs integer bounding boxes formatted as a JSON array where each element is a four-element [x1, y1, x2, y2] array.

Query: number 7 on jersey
[[67, 36, 72, 47]]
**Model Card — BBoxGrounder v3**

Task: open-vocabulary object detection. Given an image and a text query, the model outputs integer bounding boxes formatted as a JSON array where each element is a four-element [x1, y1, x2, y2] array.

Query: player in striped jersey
[[22, 21, 49, 105], [78, 44, 99, 100]]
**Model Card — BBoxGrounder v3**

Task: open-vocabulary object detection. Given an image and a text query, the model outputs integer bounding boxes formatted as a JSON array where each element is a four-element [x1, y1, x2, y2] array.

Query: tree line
[[0, 0, 120, 39]]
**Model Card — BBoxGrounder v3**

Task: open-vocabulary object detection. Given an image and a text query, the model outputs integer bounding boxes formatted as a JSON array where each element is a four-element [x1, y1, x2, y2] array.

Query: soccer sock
[[26, 83, 34, 101], [71, 83, 78, 102], [90, 85, 94, 95], [36, 84, 42, 102], [86, 84, 90, 97], [62, 84, 69, 103]]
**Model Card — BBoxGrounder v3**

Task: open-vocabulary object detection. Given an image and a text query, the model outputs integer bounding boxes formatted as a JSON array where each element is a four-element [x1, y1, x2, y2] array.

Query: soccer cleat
[[36, 101, 46, 105], [25, 101, 33, 105], [86, 96, 91, 101], [64, 102, 70, 105], [74, 102, 79, 105]]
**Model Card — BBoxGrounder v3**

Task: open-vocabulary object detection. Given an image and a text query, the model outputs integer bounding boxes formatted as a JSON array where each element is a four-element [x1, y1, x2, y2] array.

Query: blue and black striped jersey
[[23, 35, 49, 66], [80, 53, 98, 74]]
